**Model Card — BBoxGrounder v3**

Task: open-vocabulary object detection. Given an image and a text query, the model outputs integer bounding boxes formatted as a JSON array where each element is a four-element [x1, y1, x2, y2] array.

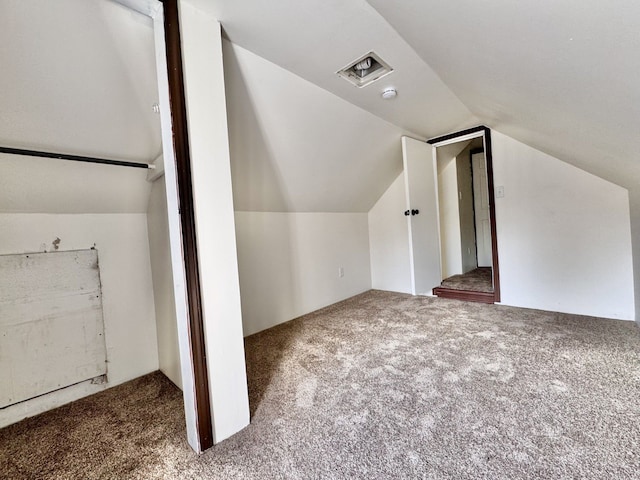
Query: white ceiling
[[0, 0, 161, 163], [191, 0, 478, 139], [4, 0, 637, 214], [365, 0, 640, 190], [0, 0, 160, 214], [197, 0, 640, 191]]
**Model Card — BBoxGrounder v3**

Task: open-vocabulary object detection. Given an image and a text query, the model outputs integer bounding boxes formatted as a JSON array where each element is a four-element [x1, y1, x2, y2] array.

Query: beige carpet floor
[[439, 267, 493, 293], [1, 290, 640, 479]]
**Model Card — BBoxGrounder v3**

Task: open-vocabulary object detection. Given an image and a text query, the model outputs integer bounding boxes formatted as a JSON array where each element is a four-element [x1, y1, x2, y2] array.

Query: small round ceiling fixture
[[381, 88, 397, 100]]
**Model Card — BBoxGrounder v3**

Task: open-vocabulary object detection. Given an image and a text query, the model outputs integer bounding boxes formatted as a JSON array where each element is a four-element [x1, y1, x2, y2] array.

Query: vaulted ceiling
[[0, 0, 159, 214], [197, 0, 640, 192], [366, 0, 640, 190], [3, 0, 638, 214], [0, 0, 161, 163], [193, 0, 477, 139]]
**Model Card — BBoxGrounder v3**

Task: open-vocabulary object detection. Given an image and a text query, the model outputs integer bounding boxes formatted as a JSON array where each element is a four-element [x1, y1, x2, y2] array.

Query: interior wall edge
[[146, 176, 182, 389], [627, 189, 640, 323]]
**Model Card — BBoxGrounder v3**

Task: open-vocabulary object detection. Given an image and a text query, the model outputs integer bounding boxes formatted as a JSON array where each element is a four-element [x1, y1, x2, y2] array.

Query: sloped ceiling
[[196, 0, 479, 212], [199, 0, 640, 195], [0, 0, 160, 214], [0, 0, 161, 163], [365, 0, 640, 190], [191, 0, 477, 138], [5, 0, 637, 213]]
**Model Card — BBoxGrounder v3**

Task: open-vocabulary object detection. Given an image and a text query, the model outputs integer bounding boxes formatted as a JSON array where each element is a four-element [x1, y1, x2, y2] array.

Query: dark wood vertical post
[[160, 0, 213, 450], [483, 127, 501, 302]]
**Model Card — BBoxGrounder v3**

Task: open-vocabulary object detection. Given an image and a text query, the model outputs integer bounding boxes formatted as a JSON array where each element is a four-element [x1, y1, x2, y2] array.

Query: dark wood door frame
[[159, 0, 213, 450], [428, 126, 501, 304]]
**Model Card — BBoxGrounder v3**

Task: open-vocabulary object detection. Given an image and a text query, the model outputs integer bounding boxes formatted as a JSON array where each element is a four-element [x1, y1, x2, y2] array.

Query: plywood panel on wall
[[0, 249, 107, 408]]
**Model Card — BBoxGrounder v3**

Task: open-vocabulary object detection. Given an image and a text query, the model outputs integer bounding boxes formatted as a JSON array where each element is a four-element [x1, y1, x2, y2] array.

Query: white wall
[[235, 212, 371, 336], [147, 176, 181, 389], [179, 0, 249, 444], [0, 213, 159, 427], [492, 130, 635, 320], [0, 153, 151, 214], [223, 31, 396, 336], [368, 131, 635, 321], [223, 39, 408, 213], [368, 174, 412, 294]]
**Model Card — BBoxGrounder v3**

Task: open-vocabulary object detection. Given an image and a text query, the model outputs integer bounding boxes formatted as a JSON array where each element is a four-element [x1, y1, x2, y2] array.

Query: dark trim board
[[161, 0, 214, 451], [432, 287, 495, 304], [483, 129, 501, 302], [427, 125, 489, 145], [0, 146, 151, 169]]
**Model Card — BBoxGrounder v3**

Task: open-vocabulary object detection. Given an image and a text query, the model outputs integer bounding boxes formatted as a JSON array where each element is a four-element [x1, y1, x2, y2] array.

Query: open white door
[[402, 136, 442, 295]]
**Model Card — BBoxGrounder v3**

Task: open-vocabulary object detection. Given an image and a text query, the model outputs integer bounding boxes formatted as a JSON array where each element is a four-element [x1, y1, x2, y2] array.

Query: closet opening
[[0, 0, 211, 453]]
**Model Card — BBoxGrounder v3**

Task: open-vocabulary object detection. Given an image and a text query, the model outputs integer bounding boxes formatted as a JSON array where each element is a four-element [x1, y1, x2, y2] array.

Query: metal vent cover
[[336, 51, 393, 88]]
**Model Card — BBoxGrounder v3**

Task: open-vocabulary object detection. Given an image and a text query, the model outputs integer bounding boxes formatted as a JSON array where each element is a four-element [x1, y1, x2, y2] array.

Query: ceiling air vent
[[336, 51, 393, 88]]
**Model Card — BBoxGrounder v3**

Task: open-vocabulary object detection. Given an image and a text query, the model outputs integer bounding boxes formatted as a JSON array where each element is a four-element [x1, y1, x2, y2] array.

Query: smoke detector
[[336, 51, 393, 88], [381, 88, 397, 100]]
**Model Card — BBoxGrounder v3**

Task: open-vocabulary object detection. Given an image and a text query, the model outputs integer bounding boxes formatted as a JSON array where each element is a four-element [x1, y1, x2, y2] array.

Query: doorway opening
[[429, 127, 500, 303]]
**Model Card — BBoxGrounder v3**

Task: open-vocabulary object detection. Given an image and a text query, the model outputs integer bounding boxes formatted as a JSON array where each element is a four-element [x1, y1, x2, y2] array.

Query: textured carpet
[[440, 267, 493, 293], [1, 290, 639, 479]]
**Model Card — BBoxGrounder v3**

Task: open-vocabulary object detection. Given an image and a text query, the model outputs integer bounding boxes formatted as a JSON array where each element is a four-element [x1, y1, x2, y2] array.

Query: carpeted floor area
[[1, 290, 639, 479], [440, 267, 494, 293]]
